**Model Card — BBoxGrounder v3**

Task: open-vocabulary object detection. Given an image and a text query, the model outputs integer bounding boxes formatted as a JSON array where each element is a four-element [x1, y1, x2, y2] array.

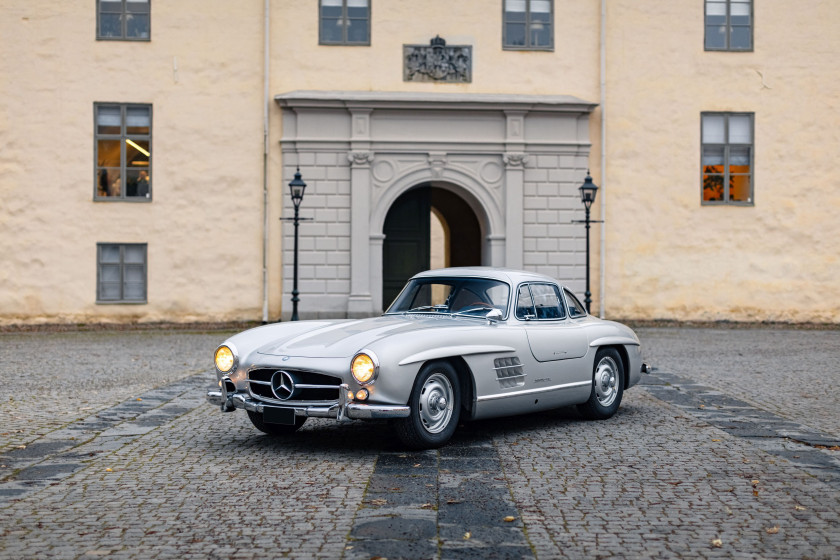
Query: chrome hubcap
[[594, 356, 619, 407], [418, 373, 454, 434]]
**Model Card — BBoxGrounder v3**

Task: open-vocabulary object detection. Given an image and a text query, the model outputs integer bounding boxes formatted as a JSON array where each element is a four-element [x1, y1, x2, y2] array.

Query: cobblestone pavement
[[1, 327, 838, 559]]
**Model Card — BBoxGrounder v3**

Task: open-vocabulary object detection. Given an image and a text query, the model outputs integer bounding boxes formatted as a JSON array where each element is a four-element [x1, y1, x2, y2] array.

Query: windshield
[[386, 277, 510, 318]]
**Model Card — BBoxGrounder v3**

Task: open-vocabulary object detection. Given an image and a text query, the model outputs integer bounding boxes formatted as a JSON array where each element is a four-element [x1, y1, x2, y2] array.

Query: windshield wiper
[[451, 305, 497, 317]]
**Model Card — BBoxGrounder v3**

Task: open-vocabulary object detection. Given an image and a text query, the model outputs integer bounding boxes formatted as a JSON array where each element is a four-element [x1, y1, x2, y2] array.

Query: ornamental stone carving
[[404, 36, 471, 83], [502, 152, 529, 168], [347, 151, 374, 167], [428, 152, 448, 179]]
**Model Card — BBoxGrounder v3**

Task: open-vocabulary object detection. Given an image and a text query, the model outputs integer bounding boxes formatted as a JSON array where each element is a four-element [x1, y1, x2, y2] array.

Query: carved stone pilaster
[[503, 152, 529, 168], [347, 151, 374, 167]]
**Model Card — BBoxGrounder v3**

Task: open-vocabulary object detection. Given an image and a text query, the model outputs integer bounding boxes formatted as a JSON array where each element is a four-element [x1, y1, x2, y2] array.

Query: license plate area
[[263, 406, 296, 425]]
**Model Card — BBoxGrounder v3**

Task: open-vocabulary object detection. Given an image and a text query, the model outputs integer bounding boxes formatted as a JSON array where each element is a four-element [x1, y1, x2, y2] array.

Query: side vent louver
[[494, 357, 526, 388]]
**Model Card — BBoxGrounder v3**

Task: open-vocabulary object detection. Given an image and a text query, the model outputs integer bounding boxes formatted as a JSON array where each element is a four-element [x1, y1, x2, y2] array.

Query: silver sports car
[[207, 267, 650, 449]]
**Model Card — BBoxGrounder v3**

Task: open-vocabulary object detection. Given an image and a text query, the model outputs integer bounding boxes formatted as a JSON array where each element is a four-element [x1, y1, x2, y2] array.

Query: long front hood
[[254, 314, 476, 359]]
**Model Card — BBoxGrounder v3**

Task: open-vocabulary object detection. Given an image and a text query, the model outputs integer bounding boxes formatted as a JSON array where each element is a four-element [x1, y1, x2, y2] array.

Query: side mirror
[[485, 308, 503, 324]]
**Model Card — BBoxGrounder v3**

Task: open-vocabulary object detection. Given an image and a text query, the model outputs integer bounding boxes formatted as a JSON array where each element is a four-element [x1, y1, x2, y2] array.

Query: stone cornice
[[275, 91, 597, 113]]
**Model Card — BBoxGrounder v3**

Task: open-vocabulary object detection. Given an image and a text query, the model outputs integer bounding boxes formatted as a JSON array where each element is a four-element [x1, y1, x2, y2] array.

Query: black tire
[[394, 361, 461, 450], [578, 347, 624, 420], [247, 410, 307, 435]]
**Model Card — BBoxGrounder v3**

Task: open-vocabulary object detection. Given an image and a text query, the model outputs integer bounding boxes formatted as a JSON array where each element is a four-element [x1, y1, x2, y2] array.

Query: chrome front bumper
[[206, 380, 410, 422]]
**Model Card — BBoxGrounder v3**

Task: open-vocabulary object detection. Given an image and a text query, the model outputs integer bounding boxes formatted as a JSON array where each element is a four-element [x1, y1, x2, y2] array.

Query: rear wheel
[[247, 410, 307, 435], [394, 361, 461, 449], [578, 348, 624, 420]]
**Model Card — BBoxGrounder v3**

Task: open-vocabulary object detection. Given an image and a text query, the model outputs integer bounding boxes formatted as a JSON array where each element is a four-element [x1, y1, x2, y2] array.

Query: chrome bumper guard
[[206, 380, 410, 422]]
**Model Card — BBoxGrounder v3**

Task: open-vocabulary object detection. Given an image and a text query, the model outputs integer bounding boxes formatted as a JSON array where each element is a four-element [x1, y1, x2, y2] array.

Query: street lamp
[[575, 171, 603, 314], [287, 168, 307, 321]]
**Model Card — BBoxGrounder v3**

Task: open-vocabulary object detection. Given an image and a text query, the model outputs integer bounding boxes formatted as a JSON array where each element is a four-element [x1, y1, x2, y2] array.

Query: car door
[[517, 283, 589, 363]]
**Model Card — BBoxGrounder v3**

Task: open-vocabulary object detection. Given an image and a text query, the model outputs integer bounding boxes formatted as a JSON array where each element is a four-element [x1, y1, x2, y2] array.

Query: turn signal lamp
[[356, 389, 369, 401]]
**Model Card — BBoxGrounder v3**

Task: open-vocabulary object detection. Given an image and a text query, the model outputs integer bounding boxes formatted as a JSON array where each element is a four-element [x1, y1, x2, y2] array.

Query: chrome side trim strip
[[476, 380, 591, 402]]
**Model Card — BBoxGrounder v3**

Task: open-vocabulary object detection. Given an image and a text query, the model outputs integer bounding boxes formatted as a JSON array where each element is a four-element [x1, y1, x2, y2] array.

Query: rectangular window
[[705, 0, 752, 51], [97, 243, 147, 303], [97, 0, 150, 41], [503, 0, 553, 50], [319, 0, 370, 45], [95, 103, 152, 201], [702, 113, 754, 205]]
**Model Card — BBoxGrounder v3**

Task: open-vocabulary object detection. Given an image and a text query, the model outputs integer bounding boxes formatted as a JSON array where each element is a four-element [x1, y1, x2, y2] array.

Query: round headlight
[[351, 352, 378, 385], [215, 345, 235, 373]]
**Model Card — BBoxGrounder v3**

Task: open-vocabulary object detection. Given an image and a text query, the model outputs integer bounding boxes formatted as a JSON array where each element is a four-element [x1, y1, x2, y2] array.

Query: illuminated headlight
[[215, 345, 236, 373], [351, 350, 379, 385]]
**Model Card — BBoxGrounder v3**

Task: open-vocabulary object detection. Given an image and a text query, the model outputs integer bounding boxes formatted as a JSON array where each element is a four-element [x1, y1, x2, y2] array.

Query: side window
[[95, 103, 152, 201], [516, 285, 535, 320], [531, 284, 566, 320], [564, 289, 587, 318], [97, 243, 147, 303], [320, 0, 370, 45], [97, 0, 151, 41]]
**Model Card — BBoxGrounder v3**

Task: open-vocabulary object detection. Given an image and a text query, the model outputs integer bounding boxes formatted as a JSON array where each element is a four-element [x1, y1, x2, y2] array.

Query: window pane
[[702, 146, 724, 167], [516, 286, 534, 319], [705, 1, 727, 17], [729, 146, 750, 167], [126, 138, 150, 162], [97, 106, 122, 134], [730, 174, 751, 202], [505, 0, 527, 13], [97, 168, 121, 197], [347, 0, 367, 17], [505, 23, 526, 46], [729, 115, 751, 143], [126, 0, 150, 13], [97, 139, 121, 167], [320, 17, 344, 42], [705, 25, 726, 49], [731, 1, 751, 19], [702, 115, 725, 143], [100, 245, 121, 264], [321, 0, 342, 18], [530, 21, 551, 47], [101, 264, 121, 282], [99, 13, 122, 37], [124, 245, 145, 263], [532, 284, 564, 320], [565, 290, 586, 317], [123, 281, 146, 301], [124, 264, 145, 283], [126, 107, 150, 134], [347, 19, 369, 43], [99, 282, 122, 300], [730, 25, 751, 49], [126, 13, 149, 38], [531, 0, 551, 13], [126, 169, 151, 198], [703, 174, 725, 201]]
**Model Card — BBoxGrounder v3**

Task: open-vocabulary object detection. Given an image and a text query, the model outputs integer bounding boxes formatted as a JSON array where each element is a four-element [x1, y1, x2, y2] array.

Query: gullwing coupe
[[207, 267, 650, 449]]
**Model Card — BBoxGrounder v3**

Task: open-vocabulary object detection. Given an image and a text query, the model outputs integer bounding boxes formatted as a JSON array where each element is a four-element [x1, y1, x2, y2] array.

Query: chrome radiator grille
[[248, 368, 341, 404], [494, 357, 526, 388]]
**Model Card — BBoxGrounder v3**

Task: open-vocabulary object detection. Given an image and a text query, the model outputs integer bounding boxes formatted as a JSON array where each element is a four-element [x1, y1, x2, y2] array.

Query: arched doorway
[[382, 184, 482, 307]]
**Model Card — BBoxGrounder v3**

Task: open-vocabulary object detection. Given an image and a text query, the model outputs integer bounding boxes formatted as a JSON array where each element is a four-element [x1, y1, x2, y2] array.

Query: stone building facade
[[1, 0, 838, 325]]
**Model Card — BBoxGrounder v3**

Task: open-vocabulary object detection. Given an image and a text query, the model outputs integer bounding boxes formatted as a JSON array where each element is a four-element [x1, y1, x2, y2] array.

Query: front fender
[[397, 345, 516, 366]]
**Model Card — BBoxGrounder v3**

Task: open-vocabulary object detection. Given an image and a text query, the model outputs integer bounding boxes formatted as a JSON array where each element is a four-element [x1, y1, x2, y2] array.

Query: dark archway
[[382, 185, 481, 308]]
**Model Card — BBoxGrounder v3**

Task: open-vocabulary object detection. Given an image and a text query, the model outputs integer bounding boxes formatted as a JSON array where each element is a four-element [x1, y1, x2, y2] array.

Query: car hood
[[255, 314, 481, 359]]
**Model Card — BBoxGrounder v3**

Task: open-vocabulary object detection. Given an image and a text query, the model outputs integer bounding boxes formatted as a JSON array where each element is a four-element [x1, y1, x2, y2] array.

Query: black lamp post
[[287, 168, 307, 321], [576, 171, 602, 314]]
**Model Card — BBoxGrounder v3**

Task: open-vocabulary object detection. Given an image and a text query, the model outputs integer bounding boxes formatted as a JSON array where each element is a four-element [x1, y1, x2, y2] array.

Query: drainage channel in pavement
[[642, 371, 840, 488], [0, 371, 212, 502], [345, 438, 534, 560]]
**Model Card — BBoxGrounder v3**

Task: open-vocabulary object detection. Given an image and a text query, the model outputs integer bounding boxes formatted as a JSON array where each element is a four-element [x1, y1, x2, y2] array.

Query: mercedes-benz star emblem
[[271, 370, 297, 400]]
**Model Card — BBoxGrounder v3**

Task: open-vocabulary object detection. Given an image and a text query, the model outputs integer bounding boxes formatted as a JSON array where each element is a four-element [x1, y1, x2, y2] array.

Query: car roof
[[411, 267, 560, 286]]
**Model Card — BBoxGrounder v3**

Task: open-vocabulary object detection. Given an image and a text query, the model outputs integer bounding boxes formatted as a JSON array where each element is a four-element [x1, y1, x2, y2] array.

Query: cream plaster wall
[[603, 0, 840, 322], [0, 1, 269, 324]]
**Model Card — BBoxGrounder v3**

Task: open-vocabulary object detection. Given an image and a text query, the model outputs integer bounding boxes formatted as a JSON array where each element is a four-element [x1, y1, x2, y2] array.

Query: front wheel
[[247, 410, 307, 435], [577, 348, 624, 420], [394, 361, 461, 449]]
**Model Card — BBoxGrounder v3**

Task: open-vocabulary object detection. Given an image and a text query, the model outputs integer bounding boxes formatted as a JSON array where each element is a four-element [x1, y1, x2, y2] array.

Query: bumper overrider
[[206, 376, 410, 423]]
